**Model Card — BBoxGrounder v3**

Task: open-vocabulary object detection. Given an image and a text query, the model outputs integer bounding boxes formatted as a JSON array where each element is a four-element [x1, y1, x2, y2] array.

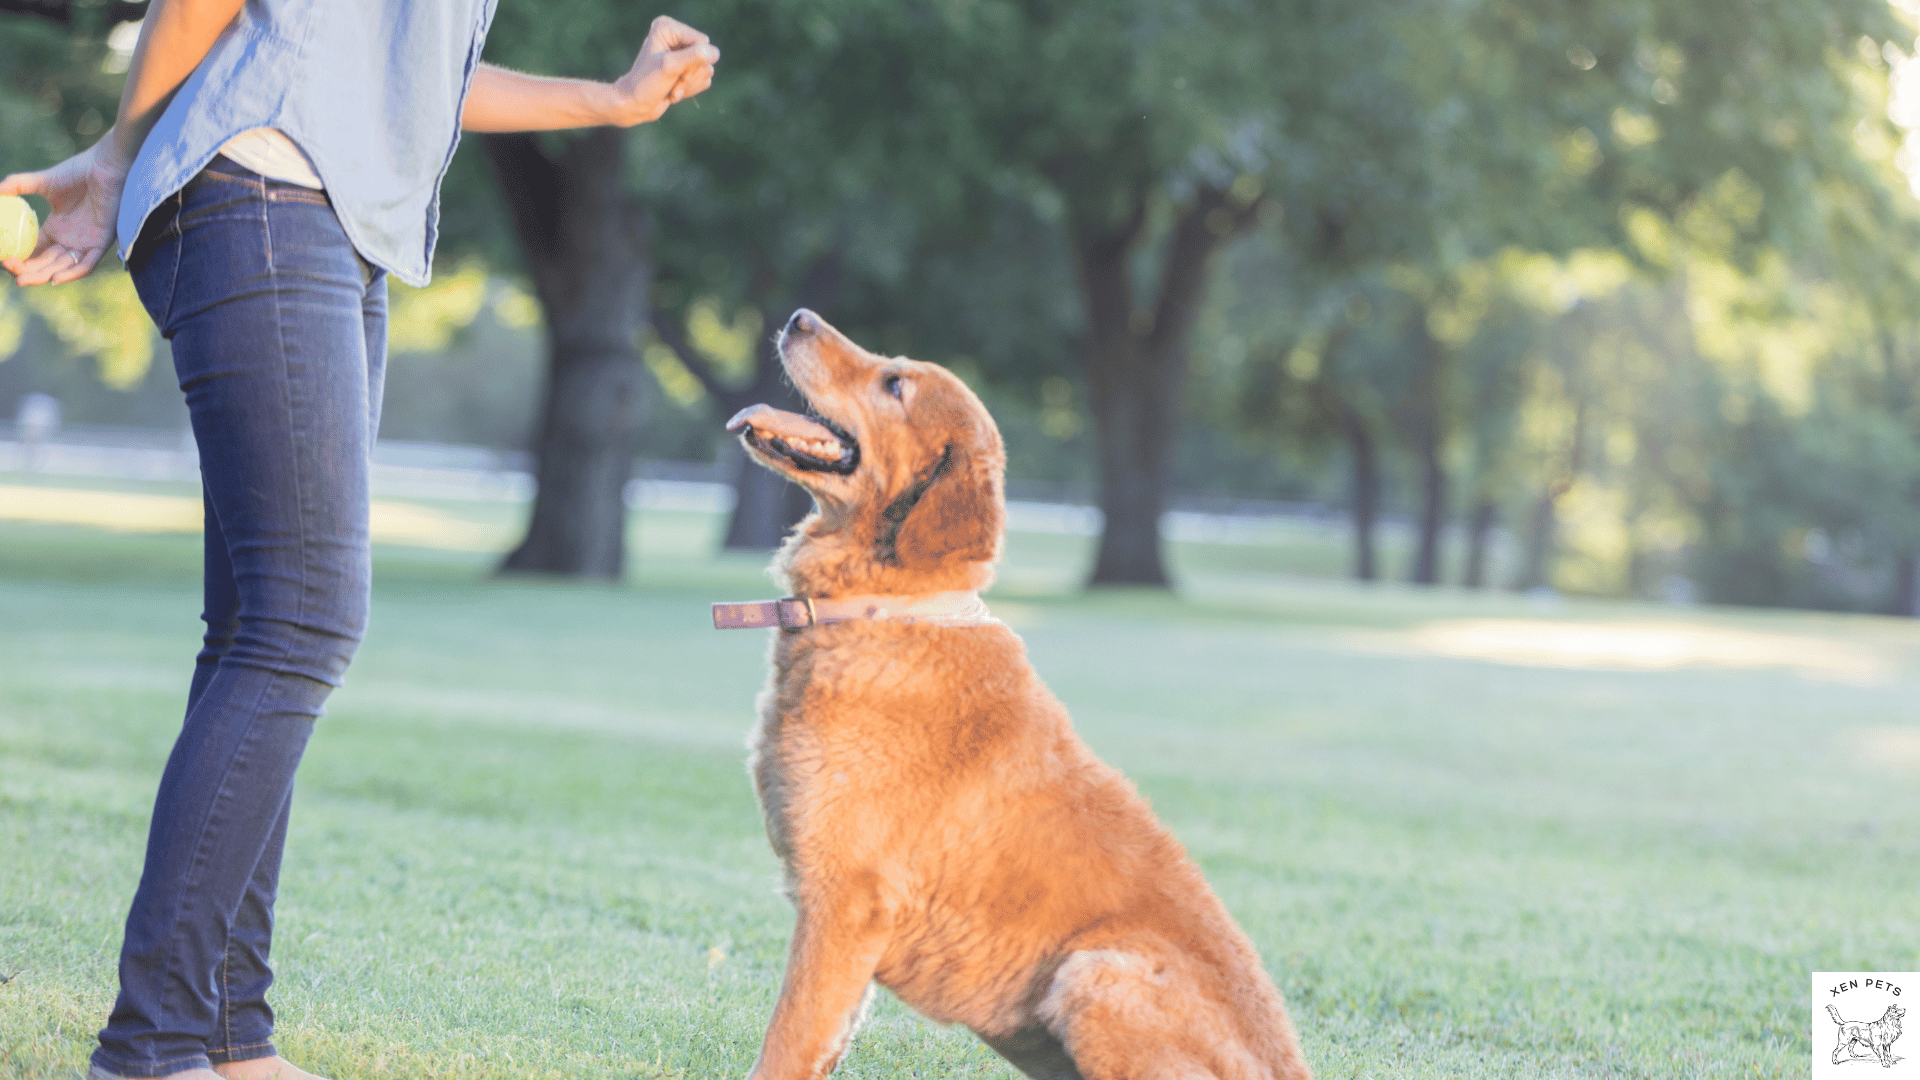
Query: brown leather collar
[[712, 591, 994, 630]]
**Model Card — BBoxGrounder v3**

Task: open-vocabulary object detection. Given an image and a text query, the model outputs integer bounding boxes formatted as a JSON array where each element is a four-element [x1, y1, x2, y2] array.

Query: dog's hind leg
[[1833, 1030, 1863, 1066], [1037, 949, 1309, 1080]]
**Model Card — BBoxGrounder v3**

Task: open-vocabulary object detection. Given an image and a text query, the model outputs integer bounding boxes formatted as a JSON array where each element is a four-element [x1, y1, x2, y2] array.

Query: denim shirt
[[116, 0, 498, 287]]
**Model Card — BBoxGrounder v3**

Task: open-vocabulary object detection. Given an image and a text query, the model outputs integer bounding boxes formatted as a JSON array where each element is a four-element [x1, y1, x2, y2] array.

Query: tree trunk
[[486, 129, 651, 579], [1512, 392, 1586, 593], [1512, 493, 1557, 592], [721, 450, 813, 550], [1409, 450, 1448, 585], [1079, 184, 1259, 588], [1404, 315, 1448, 586], [652, 257, 843, 551], [1081, 263, 1170, 585], [1892, 554, 1919, 618], [1461, 500, 1498, 589], [1336, 401, 1381, 582], [1076, 202, 1165, 587], [1405, 420, 1443, 584]]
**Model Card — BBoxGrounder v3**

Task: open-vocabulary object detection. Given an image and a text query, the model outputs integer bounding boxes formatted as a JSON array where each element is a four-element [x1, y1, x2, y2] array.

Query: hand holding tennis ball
[[2, 136, 129, 286], [0, 195, 38, 261]]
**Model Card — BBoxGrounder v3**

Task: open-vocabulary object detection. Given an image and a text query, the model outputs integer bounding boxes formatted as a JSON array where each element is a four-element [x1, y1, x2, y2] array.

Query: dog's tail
[[1829, 1004, 1846, 1026]]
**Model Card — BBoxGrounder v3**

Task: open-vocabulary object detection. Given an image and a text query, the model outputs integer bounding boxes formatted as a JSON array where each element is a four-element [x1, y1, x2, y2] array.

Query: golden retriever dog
[[716, 309, 1312, 1080]]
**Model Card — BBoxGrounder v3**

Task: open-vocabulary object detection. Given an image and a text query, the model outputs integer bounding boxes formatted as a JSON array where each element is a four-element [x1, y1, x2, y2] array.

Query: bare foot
[[212, 1058, 329, 1080]]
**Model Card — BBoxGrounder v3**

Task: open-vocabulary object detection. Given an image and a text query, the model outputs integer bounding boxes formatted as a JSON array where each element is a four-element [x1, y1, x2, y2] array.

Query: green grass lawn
[[3, 475, 1918, 1079]]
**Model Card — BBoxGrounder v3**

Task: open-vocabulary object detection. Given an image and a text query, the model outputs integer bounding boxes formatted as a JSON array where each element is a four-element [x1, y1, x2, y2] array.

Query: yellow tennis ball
[[0, 195, 40, 261]]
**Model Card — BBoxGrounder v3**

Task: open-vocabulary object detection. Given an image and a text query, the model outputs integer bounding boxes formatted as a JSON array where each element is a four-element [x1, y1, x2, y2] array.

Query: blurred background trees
[[6, 0, 1920, 613]]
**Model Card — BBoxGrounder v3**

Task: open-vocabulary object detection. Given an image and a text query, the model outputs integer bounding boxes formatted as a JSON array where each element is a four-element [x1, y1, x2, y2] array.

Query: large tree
[[941, 0, 1433, 587], [478, 127, 652, 577], [458, 3, 708, 579]]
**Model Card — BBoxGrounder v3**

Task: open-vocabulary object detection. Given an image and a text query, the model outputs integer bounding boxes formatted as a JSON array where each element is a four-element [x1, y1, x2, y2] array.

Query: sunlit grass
[[3, 473, 1918, 1078], [0, 482, 501, 551]]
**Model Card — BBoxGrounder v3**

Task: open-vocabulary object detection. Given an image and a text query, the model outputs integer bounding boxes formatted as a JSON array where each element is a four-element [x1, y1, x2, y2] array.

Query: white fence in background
[[0, 427, 1351, 543]]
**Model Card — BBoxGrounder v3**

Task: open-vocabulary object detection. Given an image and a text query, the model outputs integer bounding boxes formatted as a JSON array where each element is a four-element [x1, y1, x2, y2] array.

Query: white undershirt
[[217, 128, 324, 190]]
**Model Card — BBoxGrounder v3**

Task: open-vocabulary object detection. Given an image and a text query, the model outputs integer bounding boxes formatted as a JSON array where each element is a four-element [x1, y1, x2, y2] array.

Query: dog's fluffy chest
[[745, 624, 1039, 882]]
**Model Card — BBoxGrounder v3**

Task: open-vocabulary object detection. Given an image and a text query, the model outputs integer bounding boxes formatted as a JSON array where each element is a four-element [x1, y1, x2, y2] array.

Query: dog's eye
[[881, 374, 905, 399]]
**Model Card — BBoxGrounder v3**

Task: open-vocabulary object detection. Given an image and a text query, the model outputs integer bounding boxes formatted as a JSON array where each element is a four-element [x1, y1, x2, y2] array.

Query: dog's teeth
[[778, 434, 843, 462]]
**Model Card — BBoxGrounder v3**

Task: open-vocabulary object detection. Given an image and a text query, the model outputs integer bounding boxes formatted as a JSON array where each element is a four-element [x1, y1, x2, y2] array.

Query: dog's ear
[[877, 444, 1002, 568]]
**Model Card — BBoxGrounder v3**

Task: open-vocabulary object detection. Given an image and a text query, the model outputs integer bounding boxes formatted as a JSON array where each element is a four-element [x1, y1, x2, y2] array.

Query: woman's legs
[[184, 494, 285, 1070], [206, 238, 388, 1072], [94, 163, 387, 1079]]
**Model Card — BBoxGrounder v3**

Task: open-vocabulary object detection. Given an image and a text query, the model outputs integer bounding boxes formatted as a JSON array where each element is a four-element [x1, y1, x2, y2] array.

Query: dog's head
[[727, 309, 1006, 597]]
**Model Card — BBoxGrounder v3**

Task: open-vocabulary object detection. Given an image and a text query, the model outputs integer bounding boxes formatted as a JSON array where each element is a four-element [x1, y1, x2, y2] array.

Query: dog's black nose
[[786, 309, 819, 337]]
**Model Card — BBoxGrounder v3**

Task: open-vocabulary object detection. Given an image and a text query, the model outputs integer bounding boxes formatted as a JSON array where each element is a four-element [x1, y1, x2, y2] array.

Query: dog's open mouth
[[727, 404, 860, 475]]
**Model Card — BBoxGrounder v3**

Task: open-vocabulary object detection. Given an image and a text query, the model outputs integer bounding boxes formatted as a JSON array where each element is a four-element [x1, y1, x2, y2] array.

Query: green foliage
[[1195, 0, 1920, 603], [8, 0, 1920, 608], [637, 0, 1070, 376], [1431, 0, 1907, 264], [0, 6, 122, 175], [0, 6, 162, 387]]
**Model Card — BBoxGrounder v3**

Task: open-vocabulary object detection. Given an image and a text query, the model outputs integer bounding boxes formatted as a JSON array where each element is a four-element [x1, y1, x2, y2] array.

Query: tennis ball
[[0, 195, 40, 261]]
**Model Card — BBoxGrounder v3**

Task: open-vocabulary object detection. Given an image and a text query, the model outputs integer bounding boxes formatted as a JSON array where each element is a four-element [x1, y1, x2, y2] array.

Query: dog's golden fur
[[735, 310, 1312, 1080]]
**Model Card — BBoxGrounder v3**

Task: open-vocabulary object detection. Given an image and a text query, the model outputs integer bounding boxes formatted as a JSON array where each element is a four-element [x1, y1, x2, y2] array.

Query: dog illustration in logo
[[1828, 1002, 1905, 1067]]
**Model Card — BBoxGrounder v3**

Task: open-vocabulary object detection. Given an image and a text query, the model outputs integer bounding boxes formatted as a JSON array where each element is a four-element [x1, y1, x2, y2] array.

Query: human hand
[[0, 137, 129, 286], [609, 15, 719, 126]]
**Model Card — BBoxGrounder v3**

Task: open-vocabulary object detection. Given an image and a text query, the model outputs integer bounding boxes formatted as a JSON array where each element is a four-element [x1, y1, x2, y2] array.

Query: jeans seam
[[153, 687, 283, 1047], [248, 159, 315, 1064], [221, 942, 230, 1058], [262, 155, 316, 685]]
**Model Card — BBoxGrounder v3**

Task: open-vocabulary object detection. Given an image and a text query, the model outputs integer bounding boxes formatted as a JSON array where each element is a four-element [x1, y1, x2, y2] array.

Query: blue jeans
[[94, 162, 388, 1078]]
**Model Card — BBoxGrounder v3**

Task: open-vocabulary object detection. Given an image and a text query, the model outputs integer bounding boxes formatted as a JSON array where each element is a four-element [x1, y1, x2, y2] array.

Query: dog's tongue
[[727, 404, 845, 459]]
